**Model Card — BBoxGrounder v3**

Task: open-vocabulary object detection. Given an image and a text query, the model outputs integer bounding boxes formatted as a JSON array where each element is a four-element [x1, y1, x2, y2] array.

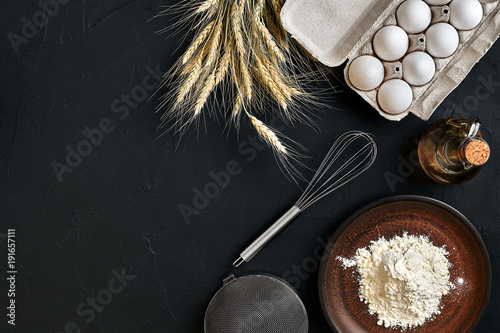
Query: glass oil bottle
[[418, 117, 490, 185]]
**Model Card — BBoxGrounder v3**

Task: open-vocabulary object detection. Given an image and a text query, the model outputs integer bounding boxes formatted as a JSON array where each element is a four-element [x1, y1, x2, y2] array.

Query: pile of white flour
[[338, 233, 453, 329]]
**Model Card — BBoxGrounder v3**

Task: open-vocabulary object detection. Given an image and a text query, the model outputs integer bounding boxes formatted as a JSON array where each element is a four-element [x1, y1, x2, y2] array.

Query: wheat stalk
[[156, 0, 331, 181]]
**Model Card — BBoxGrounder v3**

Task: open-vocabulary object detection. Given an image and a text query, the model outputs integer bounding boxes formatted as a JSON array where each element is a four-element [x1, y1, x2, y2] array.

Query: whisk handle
[[233, 205, 302, 267]]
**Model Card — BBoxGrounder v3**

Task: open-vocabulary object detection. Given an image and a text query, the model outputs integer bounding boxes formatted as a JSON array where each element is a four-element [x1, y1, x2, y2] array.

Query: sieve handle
[[232, 205, 302, 267]]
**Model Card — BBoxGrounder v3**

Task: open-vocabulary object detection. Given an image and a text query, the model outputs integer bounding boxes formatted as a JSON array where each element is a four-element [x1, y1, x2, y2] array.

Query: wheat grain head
[[181, 20, 215, 65], [248, 113, 287, 155]]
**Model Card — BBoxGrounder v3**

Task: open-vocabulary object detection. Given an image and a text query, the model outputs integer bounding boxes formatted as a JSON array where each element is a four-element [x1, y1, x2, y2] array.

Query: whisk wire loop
[[295, 131, 377, 210]]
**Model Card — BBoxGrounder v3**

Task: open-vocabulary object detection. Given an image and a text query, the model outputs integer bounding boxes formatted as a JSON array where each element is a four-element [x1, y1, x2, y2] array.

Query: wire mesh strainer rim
[[204, 273, 308, 333]]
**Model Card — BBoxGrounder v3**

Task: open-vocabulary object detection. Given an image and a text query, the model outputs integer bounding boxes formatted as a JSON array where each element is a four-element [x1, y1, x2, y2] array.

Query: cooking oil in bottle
[[418, 117, 490, 185]]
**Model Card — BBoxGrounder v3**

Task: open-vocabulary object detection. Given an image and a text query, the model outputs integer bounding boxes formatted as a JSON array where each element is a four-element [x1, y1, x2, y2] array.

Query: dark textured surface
[[0, 1, 499, 332]]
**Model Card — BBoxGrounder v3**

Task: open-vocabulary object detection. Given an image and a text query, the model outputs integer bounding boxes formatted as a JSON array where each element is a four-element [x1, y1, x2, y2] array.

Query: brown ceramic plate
[[319, 195, 491, 333]]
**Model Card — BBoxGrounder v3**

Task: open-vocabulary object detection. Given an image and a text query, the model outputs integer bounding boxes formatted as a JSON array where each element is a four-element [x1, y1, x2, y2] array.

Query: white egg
[[425, 23, 459, 58], [397, 0, 432, 34], [424, 0, 450, 4], [377, 79, 413, 115], [449, 0, 483, 30], [372, 26, 409, 61], [348, 55, 385, 91], [402, 52, 436, 86]]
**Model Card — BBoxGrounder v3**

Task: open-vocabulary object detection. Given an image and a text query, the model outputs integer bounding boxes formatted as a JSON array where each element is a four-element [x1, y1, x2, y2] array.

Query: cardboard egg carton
[[281, 0, 500, 121]]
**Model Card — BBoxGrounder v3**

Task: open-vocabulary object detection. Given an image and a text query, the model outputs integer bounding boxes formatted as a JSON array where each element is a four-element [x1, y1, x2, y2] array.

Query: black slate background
[[0, 0, 499, 332]]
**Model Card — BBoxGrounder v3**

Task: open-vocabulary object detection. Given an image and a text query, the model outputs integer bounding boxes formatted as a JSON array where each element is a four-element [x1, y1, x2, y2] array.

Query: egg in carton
[[281, 0, 500, 121]]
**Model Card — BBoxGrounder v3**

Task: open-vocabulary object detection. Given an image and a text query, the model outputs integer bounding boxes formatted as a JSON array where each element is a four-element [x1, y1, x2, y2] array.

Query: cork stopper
[[464, 140, 490, 166]]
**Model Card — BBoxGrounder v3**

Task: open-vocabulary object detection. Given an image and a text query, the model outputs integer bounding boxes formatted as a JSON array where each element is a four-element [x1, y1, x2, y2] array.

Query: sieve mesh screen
[[204, 274, 308, 333]]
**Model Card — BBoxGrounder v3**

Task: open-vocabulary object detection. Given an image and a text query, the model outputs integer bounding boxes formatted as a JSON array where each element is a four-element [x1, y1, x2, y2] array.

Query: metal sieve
[[204, 274, 308, 333]]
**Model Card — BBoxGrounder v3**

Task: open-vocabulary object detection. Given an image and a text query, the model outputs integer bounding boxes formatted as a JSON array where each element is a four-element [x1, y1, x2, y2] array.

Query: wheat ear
[[263, 56, 301, 98], [177, 56, 203, 104], [254, 56, 288, 110], [182, 20, 221, 81], [231, 0, 252, 100], [181, 20, 215, 65], [181, 49, 204, 76], [232, 90, 244, 125], [253, 0, 285, 63], [215, 37, 232, 85], [204, 21, 222, 72], [231, 0, 245, 57], [194, 72, 216, 115], [247, 113, 288, 155], [271, 0, 283, 18], [264, 7, 289, 52], [195, 0, 218, 14], [239, 57, 252, 100]]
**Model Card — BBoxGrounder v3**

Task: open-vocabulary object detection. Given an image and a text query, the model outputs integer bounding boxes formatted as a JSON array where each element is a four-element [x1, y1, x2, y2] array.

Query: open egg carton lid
[[281, 0, 500, 121]]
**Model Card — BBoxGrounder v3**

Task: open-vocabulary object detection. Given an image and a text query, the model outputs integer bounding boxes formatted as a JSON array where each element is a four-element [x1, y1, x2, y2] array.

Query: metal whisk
[[233, 131, 377, 267]]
